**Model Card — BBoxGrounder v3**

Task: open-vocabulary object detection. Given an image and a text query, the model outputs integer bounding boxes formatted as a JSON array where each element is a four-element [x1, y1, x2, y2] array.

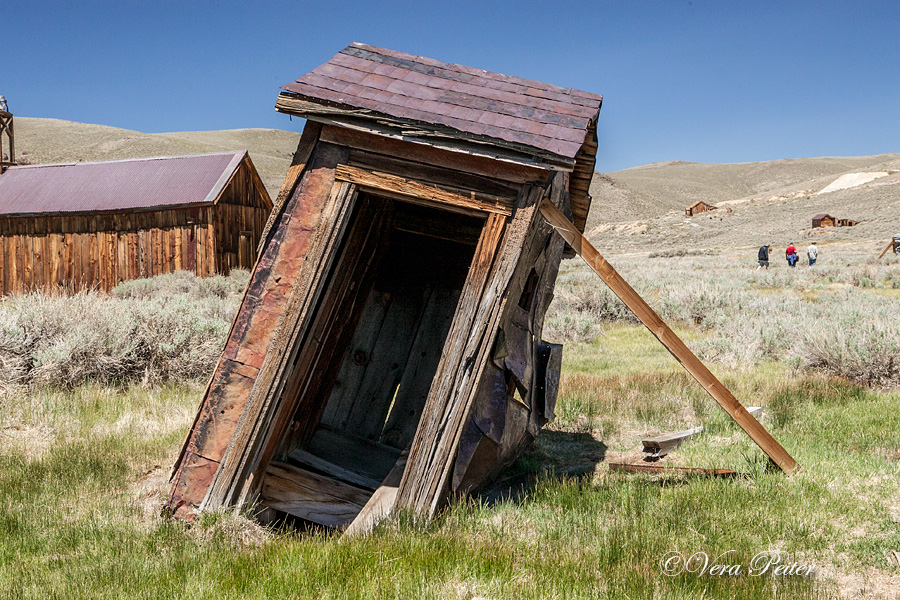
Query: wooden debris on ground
[[641, 407, 763, 459], [608, 462, 739, 477]]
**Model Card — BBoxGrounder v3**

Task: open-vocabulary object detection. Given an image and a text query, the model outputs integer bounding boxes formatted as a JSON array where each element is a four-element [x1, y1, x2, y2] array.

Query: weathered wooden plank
[[257, 122, 322, 254], [304, 425, 401, 485], [286, 449, 382, 490], [539, 198, 798, 475], [395, 206, 513, 515], [320, 125, 548, 185], [261, 462, 368, 528], [334, 164, 513, 216], [342, 451, 408, 537], [380, 286, 462, 449], [608, 463, 738, 477], [348, 149, 520, 201], [198, 145, 355, 512], [319, 288, 391, 428]]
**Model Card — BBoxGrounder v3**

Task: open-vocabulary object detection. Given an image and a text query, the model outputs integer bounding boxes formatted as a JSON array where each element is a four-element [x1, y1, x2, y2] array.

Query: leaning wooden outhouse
[[168, 43, 602, 530]]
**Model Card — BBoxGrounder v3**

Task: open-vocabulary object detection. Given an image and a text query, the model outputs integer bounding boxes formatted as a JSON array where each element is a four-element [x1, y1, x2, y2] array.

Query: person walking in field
[[785, 242, 798, 267], [807, 241, 818, 267], [757, 244, 771, 270]]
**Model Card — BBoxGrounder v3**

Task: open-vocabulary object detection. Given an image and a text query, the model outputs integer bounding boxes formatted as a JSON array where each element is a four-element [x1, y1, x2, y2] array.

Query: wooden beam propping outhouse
[[167, 43, 603, 530]]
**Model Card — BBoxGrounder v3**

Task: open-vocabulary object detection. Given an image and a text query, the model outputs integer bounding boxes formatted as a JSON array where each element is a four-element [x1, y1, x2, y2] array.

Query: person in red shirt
[[785, 242, 798, 267]]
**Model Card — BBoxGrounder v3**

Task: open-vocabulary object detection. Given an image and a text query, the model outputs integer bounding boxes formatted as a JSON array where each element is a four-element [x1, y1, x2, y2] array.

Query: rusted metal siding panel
[[167, 140, 344, 518]]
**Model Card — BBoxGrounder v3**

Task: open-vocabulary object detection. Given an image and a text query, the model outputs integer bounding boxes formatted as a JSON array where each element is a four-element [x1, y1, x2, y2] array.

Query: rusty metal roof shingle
[[281, 43, 603, 161], [0, 152, 246, 217]]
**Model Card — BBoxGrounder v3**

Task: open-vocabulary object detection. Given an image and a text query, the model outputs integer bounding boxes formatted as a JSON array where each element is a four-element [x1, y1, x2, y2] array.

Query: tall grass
[[546, 251, 900, 387]]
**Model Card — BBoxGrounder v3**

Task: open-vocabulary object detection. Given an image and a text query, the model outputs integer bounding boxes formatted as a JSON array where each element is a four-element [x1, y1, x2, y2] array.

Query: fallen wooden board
[[642, 407, 763, 457], [539, 198, 798, 475], [608, 463, 739, 477], [877, 240, 894, 260]]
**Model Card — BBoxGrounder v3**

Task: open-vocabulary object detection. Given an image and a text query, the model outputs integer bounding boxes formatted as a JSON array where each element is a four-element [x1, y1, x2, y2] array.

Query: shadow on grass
[[478, 430, 607, 507]]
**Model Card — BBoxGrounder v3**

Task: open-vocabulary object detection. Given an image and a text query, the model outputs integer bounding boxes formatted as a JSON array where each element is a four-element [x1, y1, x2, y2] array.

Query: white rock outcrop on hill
[[817, 172, 888, 195]]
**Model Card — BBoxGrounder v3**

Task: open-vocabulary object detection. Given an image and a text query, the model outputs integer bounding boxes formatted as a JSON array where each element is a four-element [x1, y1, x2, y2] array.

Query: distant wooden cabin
[[168, 43, 602, 530], [812, 214, 835, 227], [812, 214, 857, 228], [685, 201, 717, 217], [0, 152, 272, 295]]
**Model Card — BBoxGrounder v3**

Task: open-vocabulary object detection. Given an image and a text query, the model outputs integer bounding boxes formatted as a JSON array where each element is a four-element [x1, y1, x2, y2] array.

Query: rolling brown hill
[[588, 154, 900, 255]]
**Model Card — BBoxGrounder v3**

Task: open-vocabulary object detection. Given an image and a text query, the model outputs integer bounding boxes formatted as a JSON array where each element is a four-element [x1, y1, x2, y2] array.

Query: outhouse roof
[[278, 43, 603, 167]]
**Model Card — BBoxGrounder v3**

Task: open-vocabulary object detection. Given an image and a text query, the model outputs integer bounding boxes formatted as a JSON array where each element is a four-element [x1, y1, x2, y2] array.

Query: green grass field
[[1, 255, 899, 599]]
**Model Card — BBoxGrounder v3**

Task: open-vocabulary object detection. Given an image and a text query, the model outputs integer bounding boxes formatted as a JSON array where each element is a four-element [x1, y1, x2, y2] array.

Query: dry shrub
[[0, 271, 245, 390], [796, 298, 900, 387]]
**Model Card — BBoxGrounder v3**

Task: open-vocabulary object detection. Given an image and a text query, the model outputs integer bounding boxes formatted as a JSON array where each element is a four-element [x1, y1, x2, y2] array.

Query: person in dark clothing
[[757, 244, 771, 270]]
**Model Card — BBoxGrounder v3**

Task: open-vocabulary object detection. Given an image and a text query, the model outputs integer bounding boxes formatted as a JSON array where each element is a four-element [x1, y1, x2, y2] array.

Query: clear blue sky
[[4, 1, 898, 172]]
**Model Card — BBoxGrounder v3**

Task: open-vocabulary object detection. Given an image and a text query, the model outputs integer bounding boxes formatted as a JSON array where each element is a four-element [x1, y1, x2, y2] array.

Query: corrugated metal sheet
[[281, 43, 603, 160], [0, 151, 246, 216]]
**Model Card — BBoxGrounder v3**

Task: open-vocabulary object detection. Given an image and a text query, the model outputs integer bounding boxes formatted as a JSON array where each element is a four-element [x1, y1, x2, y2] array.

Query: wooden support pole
[[877, 240, 893, 260], [539, 199, 798, 475]]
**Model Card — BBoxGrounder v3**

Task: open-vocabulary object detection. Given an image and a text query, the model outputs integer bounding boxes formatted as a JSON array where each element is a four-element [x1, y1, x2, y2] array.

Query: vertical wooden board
[[319, 288, 391, 427], [47, 234, 58, 292], [207, 223, 216, 276], [0, 236, 7, 295], [87, 231, 96, 288], [11, 234, 20, 294], [96, 232, 107, 291], [173, 226, 183, 271], [116, 232, 125, 284], [196, 225, 205, 276], [340, 288, 424, 439], [107, 230, 117, 291], [23, 230, 34, 293], [62, 233, 72, 293], [168, 227, 177, 273], [380, 287, 463, 449], [139, 230, 148, 279], [32, 234, 44, 292]]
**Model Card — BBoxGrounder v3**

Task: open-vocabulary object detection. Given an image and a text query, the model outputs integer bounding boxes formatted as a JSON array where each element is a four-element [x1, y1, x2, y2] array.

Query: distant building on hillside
[[812, 214, 857, 228], [0, 152, 272, 295], [812, 213, 835, 227], [685, 200, 717, 217]]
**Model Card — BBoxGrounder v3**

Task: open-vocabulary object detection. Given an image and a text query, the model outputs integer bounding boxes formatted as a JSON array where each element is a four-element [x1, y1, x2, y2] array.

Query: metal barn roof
[[278, 43, 603, 164], [0, 151, 246, 217]]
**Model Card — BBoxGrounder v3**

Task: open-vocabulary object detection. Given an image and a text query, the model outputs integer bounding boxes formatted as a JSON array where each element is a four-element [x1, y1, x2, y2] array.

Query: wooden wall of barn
[[0, 160, 271, 295], [213, 159, 271, 273]]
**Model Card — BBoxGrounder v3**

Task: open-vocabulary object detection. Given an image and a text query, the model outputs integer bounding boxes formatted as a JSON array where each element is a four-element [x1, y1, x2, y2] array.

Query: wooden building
[[812, 214, 857, 228], [685, 200, 717, 217], [812, 213, 835, 227], [168, 43, 603, 529], [0, 152, 272, 295]]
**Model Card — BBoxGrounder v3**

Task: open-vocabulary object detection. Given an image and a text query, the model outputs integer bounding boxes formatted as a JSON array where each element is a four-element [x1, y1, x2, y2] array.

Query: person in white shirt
[[807, 241, 818, 267]]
